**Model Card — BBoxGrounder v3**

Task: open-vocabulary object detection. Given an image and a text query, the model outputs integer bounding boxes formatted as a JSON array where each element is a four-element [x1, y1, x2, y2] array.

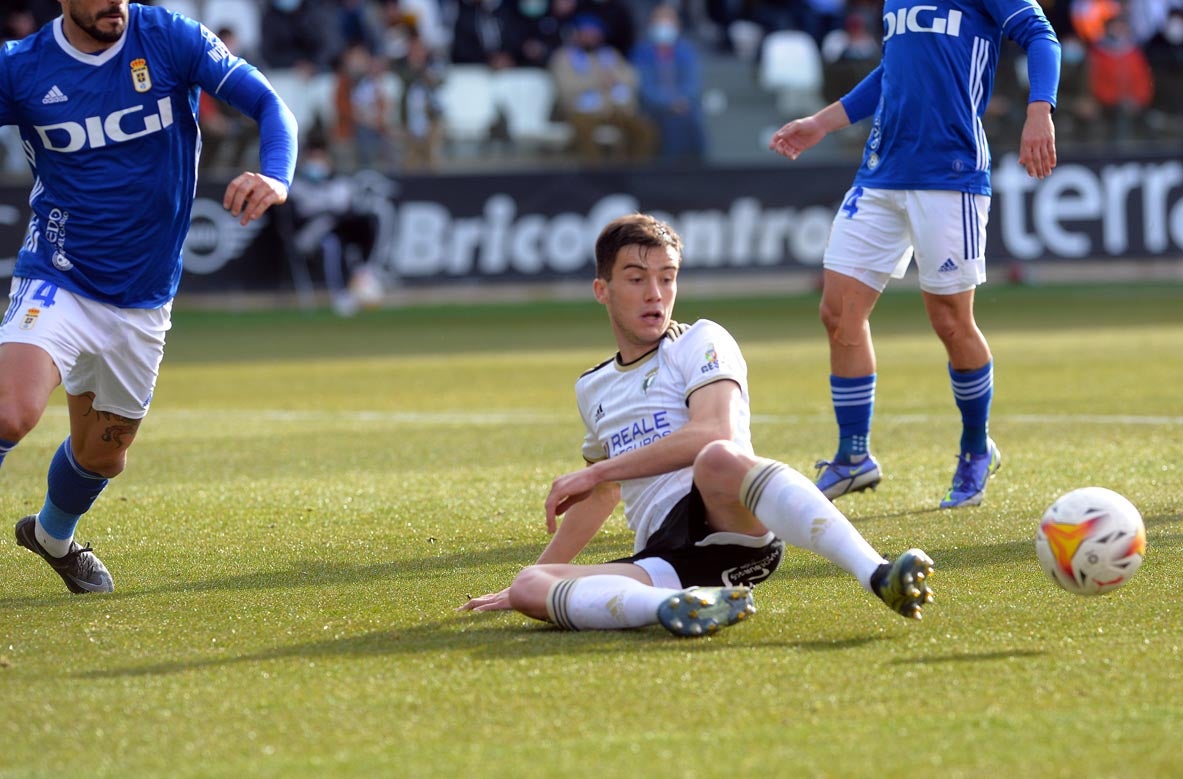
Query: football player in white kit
[[0, 1, 297, 593], [462, 214, 935, 637], [770, 0, 1060, 509]]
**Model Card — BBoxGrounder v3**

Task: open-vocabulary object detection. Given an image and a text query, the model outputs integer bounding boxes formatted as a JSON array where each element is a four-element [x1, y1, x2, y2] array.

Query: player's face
[[594, 244, 679, 362], [62, 0, 128, 48]]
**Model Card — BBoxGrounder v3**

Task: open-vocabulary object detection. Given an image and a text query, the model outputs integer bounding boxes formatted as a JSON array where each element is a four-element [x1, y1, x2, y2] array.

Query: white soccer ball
[[1035, 487, 1146, 596]]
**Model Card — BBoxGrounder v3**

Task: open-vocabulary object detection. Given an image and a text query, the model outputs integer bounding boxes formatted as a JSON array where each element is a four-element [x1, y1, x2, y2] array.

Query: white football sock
[[741, 459, 886, 590], [34, 516, 73, 558], [545, 575, 680, 630]]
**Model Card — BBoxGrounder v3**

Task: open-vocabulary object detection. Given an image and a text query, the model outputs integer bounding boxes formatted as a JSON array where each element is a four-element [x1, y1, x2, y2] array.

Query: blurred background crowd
[[2, 0, 1181, 178]]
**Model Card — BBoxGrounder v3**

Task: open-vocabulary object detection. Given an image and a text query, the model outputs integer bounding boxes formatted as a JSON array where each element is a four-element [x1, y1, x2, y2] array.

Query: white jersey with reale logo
[[575, 319, 752, 552], [0, 5, 257, 308], [855, 0, 1056, 195]]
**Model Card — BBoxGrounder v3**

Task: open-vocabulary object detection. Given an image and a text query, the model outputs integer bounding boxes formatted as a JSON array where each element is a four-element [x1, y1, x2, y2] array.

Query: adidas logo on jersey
[[594, 403, 605, 422], [938, 257, 958, 273], [42, 85, 68, 104]]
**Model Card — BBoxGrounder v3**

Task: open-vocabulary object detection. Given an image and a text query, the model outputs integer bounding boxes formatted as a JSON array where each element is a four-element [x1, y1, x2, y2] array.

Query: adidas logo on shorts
[[937, 257, 958, 273]]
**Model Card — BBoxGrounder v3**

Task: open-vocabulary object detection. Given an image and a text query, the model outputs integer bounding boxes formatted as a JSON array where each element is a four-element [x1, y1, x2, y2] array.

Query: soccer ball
[[1035, 487, 1146, 596]]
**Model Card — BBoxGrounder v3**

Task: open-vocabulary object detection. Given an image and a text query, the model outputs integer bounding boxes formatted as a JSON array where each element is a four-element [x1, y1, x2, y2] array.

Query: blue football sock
[[831, 374, 875, 463], [0, 437, 15, 470], [37, 437, 109, 543], [950, 361, 993, 455]]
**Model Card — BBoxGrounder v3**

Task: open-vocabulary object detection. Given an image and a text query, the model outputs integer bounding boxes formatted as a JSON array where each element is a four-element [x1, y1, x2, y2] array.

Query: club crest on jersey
[[641, 367, 658, 394], [130, 58, 152, 93], [20, 308, 39, 330]]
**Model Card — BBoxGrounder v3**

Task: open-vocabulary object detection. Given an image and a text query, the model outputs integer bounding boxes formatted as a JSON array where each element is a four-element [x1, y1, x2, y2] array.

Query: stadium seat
[[489, 68, 573, 151], [437, 65, 499, 146], [759, 30, 825, 117]]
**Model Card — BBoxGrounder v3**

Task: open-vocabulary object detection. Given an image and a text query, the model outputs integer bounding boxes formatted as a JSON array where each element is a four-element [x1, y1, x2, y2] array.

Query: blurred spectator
[[576, 0, 636, 56], [1145, 7, 1183, 128], [632, 5, 706, 164], [513, 0, 576, 68], [333, 43, 396, 172], [380, 0, 450, 61], [1070, 0, 1120, 43], [1087, 13, 1155, 139], [804, 0, 847, 47], [2, 8, 37, 42], [449, 0, 521, 68], [397, 34, 446, 171], [260, 0, 342, 73], [198, 27, 258, 172], [550, 13, 656, 163], [338, 0, 384, 50], [820, 9, 881, 122], [288, 137, 381, 316]]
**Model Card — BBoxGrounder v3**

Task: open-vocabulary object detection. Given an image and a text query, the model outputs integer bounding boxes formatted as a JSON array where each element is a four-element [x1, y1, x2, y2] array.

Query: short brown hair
[[593, 213, 683, 280]]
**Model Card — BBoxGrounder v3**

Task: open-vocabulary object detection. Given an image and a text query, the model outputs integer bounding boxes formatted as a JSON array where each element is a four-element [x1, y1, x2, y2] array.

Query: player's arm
[[1008, 7, 1061, 179], [769, 65, 881, 160], [457, 478, 618, 612], [536, 479, 620, 562], [543, 379, 741, 526], [214, 67, 299, 224]]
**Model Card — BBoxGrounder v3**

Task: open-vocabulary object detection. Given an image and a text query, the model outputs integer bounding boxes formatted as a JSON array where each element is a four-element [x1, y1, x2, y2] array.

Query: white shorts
[[823, 187, 990, 295], [0, 277, 172, 419]]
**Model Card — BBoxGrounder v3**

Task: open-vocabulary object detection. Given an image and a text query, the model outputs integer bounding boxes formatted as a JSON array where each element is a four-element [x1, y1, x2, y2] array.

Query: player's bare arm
[[545, 379, 742, 527], [223, 172, 289, 226], [1018, 101, 1056, 180], [459, 482, 619, 611], [769, 101, 852, 160]]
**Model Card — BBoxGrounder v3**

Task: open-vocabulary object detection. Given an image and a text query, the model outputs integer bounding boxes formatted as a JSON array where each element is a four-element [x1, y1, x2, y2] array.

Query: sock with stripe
[[831, 374, 875, 463], [545, 575, 680, 630], [0, 437, 15, 470], [35, 438, 109, 558], [949, 360, 993, 455], [742, 458, 886, 590]]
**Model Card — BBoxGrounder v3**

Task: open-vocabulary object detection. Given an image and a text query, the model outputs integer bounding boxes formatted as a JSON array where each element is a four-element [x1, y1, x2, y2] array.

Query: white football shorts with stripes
[[823, 187, 991, 295], [0, 277, 172, 419]]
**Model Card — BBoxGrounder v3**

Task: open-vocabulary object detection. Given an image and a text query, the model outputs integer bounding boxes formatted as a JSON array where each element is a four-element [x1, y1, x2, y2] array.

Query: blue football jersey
[[0, 5, 256, 308], [853, 0, 1057, 195]]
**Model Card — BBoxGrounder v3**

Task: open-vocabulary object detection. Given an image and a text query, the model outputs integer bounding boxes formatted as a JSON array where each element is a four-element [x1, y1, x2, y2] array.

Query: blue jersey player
[[770, 0, 1059, 509], [1, 1, 297, 593]]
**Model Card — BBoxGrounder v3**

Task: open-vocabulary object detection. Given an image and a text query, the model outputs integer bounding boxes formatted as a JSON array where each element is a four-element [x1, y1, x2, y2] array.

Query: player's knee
[[72, 448, 128, 479], [694, 440, 752, 485], [0, 398, 44, 443], [507, 566, 552, 620]]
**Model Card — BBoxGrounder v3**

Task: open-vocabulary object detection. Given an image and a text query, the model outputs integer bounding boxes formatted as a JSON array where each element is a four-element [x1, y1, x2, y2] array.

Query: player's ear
[[592, 277, 609, 304]]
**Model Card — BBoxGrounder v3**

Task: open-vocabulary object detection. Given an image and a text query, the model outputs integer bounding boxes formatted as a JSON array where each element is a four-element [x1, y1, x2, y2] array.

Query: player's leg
[[0, 342, 60, 470], [815, 188, 912, 499], [695, 440, 934, 619], [508, 561, 682, 628], [909, 191, 1000, 508], [817, 270, 882, 496]]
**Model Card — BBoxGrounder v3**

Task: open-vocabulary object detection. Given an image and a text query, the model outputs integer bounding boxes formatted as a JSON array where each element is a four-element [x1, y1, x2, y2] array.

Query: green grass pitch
[[2, 282, 1181, 778]]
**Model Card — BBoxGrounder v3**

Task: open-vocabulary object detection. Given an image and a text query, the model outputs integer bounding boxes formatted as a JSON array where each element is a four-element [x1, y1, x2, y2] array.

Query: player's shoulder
[[130, 2, 205, 40], [664, 318, 737, 347], [1, 21, 52, 61], [577, 355, 616, 381]]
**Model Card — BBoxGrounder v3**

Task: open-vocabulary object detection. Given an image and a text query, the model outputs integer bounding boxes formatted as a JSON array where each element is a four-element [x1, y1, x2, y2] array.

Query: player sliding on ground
[[460, 214, 935, 637]]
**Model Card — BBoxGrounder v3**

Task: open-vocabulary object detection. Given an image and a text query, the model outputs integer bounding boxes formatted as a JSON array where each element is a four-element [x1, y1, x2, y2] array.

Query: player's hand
[[544, 468, 598, 533], [769, 116, 826, 160], [457, 587, 513, 612], [1018, 102, 1056, 180], [223, 171, 289, 226]]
